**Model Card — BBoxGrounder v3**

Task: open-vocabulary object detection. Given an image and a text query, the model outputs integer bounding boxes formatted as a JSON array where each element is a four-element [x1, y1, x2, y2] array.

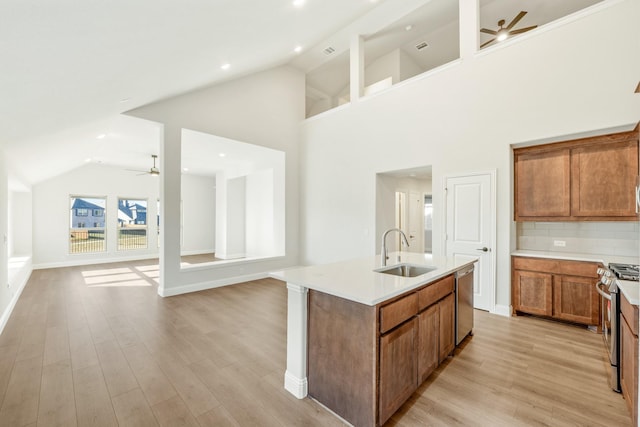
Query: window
[[70, 196, 106, 254], [118, 198, 148, 250]]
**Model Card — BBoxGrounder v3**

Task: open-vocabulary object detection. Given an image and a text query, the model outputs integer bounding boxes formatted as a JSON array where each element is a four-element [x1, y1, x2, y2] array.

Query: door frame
[[442, 170, 497, 314]]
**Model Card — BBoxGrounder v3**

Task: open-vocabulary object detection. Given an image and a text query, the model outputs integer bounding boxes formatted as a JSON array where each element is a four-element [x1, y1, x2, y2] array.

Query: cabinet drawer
[[513, 257, 560, 274], [418, 275, 454, 311], [380, 293, 418, 334], [559, 261, 598, 278], [621, 292, 639, 337], [513, 256, 597, 278]]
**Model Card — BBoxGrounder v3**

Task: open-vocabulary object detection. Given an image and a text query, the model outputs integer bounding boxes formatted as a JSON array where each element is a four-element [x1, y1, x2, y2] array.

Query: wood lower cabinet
[[620, 291, 638, 426], [308, 273, 458, 427], [514, 129, 639, 221], [379, 318, 418, 425], [512, 270, 553, 316], [416, 292, 455, 384], [552, 274, 599, 325], [438, 293, 455, 363], [511, 256, 599, 327]]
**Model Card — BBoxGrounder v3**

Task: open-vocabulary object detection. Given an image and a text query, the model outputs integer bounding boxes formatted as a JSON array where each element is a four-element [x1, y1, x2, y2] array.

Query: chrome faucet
[[380, 228, 410, 266]]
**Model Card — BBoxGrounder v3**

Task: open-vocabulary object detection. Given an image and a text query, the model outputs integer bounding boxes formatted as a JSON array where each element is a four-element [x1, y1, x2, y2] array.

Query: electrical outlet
[[553, 240, 566, 247]]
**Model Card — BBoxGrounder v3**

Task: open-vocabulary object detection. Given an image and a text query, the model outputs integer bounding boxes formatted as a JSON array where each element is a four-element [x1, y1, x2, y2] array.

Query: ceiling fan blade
[[480, 28, 498, 35], [480, 38, 496, 48], [506, 11, 527, 30], [126, 169, 146, 173], [509, 25, 537, 35]]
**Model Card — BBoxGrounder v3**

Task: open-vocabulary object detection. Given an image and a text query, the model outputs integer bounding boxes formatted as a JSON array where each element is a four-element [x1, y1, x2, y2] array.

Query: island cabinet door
[[379, 317, 418, 426], [438, 293, 455, 363], [417, 304, 439, 384]]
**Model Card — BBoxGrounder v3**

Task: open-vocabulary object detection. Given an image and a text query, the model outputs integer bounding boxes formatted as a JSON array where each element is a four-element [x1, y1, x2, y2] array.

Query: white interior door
[[445, 172, 496, 312]]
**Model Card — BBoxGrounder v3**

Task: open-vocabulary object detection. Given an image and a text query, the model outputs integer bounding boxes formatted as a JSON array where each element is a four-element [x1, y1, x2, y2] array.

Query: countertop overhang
[[270, 252, 478, 306]]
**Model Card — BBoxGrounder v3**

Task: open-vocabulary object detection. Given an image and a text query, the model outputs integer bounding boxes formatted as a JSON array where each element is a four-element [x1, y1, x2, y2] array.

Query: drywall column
[[159, 124, 182, 296], [350, 35, 364, 102], [459, 0, 479, 59], [284, 283, 308, 399]]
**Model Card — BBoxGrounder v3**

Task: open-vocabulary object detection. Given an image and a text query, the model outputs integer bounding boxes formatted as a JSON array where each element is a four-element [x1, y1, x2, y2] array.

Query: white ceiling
[[1, 0, 603, 188]]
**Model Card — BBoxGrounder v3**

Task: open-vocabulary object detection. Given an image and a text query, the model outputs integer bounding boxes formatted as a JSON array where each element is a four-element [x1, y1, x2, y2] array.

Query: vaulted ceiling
[[1, 0, 604, 187]]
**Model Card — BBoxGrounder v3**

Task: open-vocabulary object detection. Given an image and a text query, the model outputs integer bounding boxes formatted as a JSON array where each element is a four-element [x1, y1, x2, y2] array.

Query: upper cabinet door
[[571, 139, 639, 218], [514, 129, 639, 221], [515, 148, 571, 220]]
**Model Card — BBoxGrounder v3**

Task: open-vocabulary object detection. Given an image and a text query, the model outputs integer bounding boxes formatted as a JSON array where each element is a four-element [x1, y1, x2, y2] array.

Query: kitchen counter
[[271, 252, 477, 306], [271, 252, 478, 407], [512, 249, 639, 305]]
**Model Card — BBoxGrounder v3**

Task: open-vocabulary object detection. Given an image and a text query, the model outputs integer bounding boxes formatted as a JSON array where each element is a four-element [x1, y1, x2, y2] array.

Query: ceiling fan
[[480, 11, 537, 48], [128, 154, 160, 176]]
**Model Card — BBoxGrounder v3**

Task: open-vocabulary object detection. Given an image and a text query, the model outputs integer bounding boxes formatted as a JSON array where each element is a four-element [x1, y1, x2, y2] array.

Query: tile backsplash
[[517, 222, 639, 257]]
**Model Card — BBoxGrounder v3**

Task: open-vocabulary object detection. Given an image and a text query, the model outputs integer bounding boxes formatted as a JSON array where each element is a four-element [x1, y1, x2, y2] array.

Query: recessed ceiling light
[[221, 63, 230, 70], [85, 158, 92, 163], [183, 167, 189, 172], [219, 153, 226, 157], [96, 133, 106, 139], [293, 0, 305, 7], [119, 98, 130, 103], [294, 45, 302, 53], [405, 25, 413, 31]]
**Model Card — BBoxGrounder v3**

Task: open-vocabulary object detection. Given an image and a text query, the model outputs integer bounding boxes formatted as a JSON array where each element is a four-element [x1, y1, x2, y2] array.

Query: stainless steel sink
[[375, 263, 436, 278]]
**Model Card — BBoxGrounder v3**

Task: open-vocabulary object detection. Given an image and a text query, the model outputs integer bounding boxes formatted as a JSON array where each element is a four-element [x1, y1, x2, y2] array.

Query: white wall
[[9, 191, 32, 256], [223, 175, 246, 259], [32, 163, 160, 267], [300, 0, 640, 311], [126, 65, 304, 296], [399, 49, 424, 82], [246, 168, 275, 257], [365, 49, 400, 86], [181, 173, 215, 255], [0, 149, 9, 326]]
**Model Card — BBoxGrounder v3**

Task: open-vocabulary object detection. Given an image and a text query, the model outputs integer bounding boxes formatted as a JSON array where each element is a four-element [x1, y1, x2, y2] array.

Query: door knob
[[476, 247, 489, 252]]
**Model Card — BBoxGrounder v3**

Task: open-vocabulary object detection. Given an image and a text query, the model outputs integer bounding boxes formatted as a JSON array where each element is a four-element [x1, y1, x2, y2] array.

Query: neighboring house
[[70, 198, 105, 228], [118, 200, 147, 226]]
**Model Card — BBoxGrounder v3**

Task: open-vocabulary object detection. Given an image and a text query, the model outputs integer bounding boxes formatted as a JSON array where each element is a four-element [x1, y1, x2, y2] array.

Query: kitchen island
[[270, 252, 477, 426]]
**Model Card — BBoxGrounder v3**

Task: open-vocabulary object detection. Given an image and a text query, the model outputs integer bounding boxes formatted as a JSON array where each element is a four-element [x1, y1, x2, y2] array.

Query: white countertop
[[512, 249, 640, 305], [270, 252, 478, 306]]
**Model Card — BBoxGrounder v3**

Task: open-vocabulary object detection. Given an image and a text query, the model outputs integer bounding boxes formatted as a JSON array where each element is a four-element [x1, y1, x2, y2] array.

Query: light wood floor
[[0, 259, 631, 426]]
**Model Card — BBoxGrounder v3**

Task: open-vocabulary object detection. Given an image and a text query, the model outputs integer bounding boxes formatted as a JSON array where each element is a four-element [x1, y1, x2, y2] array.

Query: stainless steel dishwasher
[[455, 265, 475, 345]]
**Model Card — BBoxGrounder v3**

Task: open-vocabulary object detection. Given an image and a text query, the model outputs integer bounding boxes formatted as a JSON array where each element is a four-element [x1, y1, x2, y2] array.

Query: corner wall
[[126, 65, 304, 296]]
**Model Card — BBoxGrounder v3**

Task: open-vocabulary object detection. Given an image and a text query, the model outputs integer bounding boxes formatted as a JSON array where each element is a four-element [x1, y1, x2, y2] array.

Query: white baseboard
[[284, 370, 308, 399], [159, 271, 269, 297], [492, 304, 511, 317], [1, 261, 32, 336], [33, 254, 159, 270], [180, 249, 215, 256]]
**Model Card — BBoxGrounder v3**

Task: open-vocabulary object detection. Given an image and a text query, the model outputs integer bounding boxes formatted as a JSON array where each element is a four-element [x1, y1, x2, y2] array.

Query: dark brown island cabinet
[[511, 256, 600, 328], [307, 274, 456, 426]]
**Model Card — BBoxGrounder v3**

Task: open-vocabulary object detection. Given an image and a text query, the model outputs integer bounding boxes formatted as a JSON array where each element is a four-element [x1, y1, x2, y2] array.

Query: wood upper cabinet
[[379, 318, 418, 426], [515, 148, 571, 218], [511, 256, 599, 326], [571, 139, 638, 217], [514, 130, 639, 221]]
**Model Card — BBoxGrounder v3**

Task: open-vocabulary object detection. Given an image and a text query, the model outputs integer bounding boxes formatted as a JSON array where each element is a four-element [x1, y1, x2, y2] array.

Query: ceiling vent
[[415, 41, 429, 51], [323, 46, 336, 55]]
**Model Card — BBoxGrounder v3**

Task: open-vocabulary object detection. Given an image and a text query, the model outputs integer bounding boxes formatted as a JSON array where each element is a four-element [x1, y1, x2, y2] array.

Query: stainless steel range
[[596, 262, 639, 393], [609, 263, 640, 281]]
